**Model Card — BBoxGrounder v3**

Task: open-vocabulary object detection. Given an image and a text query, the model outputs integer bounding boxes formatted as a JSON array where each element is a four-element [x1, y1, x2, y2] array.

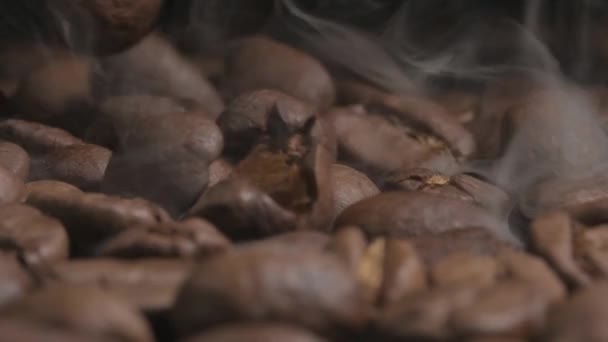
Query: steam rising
[[275, 0, 608, 226]]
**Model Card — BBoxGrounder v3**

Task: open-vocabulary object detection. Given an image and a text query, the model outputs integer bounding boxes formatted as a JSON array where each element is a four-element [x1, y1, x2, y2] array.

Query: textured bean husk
[[101, 111, 223, 216], [172, 243, 369, 337], [0, 285, 154, 342], [335, 191, 518, 244], [45, 259, 193, 313], [0, 204, 68, 267], [96, 218, 230, 259], [0, 141, 30, 181], [24, 181, 170, 253], [97, 34, 224, 118], [338, 82, 475, 158], [182, 323, 327, 342], [222, 36, 336, 110]]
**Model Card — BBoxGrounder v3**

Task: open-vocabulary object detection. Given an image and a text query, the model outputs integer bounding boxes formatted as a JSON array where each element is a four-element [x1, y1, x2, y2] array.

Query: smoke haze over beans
[[276, 0, 608, 222]]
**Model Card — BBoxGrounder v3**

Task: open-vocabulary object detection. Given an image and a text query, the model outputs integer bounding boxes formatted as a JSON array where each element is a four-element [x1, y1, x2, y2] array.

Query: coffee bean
[[0, 253, 32, 307], [48, 259, 193, 313], [25, 181, 170, 253], [172, 242, 369, 337], [335, 192, 519, 244], [0, 166, 24, 205], [96, 218, 230, 259], [188, 179, 297, 241], [431, 252, 499, 289], [223, 36, 335, 110], [1, 285, 154, 342], [0, 204, 68, 267], [0, 142, 30, 181], [0, 119, 84, 154], [0, 318, 104, 342], [331, 164, 379, 220], [182, 323, 327, 342]]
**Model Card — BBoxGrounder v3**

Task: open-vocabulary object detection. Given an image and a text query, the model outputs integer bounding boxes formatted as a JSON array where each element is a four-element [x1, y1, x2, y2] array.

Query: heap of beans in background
[[1, 0, 608, 341]]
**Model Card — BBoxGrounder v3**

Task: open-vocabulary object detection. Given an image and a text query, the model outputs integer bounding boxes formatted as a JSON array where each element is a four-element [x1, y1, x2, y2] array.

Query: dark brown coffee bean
[[218, 89, 317, 159], [335, 192, 518, 244], [98, 34, 224, 117], [431, 252, 499, 289], [0, 318, 105, 342], [188, 179, 297, 241], [11, 56, 95, 136], [102, 111, 223, 216], [1, 285, 154, 342], [338, 82, 475, 158], [0, 204, 68, 267], [497, 250, 566, 303], [411, 228, 513, 266], [376, 286, 479, 340], [96, 218, 230, 259], [172, 243, 369, 337], [29, 143, 111, 191], [329, 106, 457, 178], [331, 164, 379, 220], [208, 158, 234, 189], [0, 142, 30, 181], [530, 211, 591, 287], [25, 182, 170, 253], [182, 323, 327, 342], [0, 253, 32, 307], [0, 119, 84, 154], [0, 166, 24, 205], [223, 36, 335, 110], [541, 282, 608, 342], [450, 281, 551, 338], [48, 259, 193, 313]]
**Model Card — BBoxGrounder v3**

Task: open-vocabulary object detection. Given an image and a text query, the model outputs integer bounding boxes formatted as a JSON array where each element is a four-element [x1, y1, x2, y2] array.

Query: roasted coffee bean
[[188, 179, 297, 241], [218, 89, 317, 159], [172, 242, 368, 337], [11, 56, 95, 136], [0, 318, 105, 342], [101, 111, 223, 216], [48, 259, 193, 313], [182, 323, 327, 342], [223, 36, 336, 110], [0, 253, 32, 307], [329, 105, 458, 179], [0, 204, 68, 267], [0, 119, 84, 154], [411, 228, 514, 266], [25, 181, 170, 253], [376, 286, 479, 340], [450, 281, 551, 338], [338, 82, 476, 158], [208, 158, 234, 189], [335, 192, 519, 244], [430, 252, 499, 289], [0, 165, 24, 205], [530, 211, 592, 287], [331, 164, 379, 220], [541, 282, 608, 342], [0, 285, 154, 342], [29, 143, 111, 191], [96, 218, 230, 259], [0, 142, 30, 181], [329, 226, 368, 272], [98, 34, 224, 117]]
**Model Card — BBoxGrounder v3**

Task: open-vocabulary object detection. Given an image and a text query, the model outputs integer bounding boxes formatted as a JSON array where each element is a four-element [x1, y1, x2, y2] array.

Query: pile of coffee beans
[[1, 1, 608, 341]]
